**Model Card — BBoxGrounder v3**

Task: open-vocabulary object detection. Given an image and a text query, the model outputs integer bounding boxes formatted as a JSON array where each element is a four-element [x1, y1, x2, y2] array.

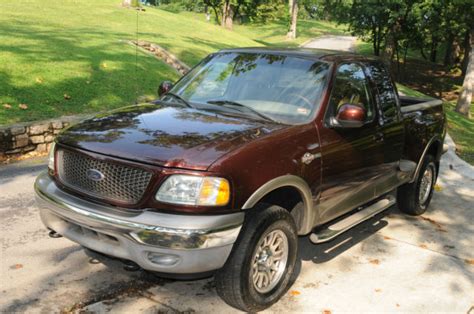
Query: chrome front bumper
[[35, 171, 243, 274]]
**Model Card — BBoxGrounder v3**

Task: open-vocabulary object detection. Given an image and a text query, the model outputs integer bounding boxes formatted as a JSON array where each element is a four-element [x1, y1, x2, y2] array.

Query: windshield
[[168, 52, 331, 124]]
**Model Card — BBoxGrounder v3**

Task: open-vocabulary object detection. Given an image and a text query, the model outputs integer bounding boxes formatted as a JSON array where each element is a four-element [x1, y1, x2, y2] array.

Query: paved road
[[303, 35, 357, 51], [1, 37, 473, 313]]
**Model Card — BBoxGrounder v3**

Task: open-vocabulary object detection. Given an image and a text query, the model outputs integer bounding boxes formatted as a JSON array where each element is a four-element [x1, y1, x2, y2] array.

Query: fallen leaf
[[369, 259, 380, 265], [465, 259, 474, 265], [383, 236, 391, 240], [434, 184, 442, 192], [289, 290, 300, 296], [3, 103, 11, 109], [101, 62, 108, 68], [396, 303, 400, 307], [375, 288, 382, 293], [322, 310, 332, 314], [18, 104, 28, 110], [63, 94, 71, 100], [10, 263, 23, 269], [419, 216, 447, 232], [419, 244, 428, 249], [35, 77, 44, 84]]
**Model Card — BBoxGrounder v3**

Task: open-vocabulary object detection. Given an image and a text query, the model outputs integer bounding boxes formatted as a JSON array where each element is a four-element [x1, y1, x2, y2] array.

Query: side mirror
[[332, 104, 366, 128], [158, 81, 173, 97]]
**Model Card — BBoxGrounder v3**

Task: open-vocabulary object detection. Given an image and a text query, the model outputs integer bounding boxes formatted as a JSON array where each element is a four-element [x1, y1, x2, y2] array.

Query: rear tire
[[397, 154, 437, 215], [215, 204, 298, 312]]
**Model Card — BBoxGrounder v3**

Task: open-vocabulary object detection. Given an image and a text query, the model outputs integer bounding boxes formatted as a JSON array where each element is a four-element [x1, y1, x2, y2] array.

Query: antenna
[[135, 7, 139, 105]]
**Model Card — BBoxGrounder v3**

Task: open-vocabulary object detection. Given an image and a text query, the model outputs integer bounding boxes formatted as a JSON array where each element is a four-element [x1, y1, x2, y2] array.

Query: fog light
[[147, 252, 180, 266]]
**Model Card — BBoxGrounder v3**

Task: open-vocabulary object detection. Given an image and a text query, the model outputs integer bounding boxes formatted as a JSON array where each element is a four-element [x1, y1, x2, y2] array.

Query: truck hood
[[57, 103, 284, 170]]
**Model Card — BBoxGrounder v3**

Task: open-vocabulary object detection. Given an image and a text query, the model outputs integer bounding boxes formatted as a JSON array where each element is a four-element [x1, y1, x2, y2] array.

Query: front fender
[[242, 175, 315, 235]]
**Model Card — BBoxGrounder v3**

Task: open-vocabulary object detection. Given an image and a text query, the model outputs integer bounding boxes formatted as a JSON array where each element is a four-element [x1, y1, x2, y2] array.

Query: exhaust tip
[[48, 230, 63, 238], [123, 260, 141, 272]]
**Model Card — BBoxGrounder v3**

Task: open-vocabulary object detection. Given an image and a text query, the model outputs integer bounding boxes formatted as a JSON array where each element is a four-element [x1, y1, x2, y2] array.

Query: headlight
[[156, 175, 230, 206], [48, 142, 56, 172]]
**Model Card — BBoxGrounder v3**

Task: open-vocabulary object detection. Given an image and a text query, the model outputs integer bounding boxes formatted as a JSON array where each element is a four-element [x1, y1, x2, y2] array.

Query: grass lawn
[[443, 102, 474, 165], [0, 0, 345, 125]]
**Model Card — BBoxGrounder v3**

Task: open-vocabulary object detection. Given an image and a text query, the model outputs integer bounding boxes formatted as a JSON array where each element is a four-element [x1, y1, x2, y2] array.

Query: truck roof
[[219, 47, 376, 62]]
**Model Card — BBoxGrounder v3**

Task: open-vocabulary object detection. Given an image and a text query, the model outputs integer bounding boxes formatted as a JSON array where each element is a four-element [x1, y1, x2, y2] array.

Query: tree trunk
[[444, 34, 455, 67], [286, 0, 298, 40], [420, 48, 427, 60], [430, 41, 438, 63], [462, 29, 471, 76], [372, 25, 378, 56], [221, 1, 233, 30], [382, 29, 395, 61], [211, 5, 221, 24], [456, 28, 473, 118]]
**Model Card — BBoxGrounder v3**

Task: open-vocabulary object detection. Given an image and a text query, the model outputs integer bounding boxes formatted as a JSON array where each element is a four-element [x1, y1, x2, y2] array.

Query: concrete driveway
[[1, 134, 473, 313], [302, 35, 357, 51]]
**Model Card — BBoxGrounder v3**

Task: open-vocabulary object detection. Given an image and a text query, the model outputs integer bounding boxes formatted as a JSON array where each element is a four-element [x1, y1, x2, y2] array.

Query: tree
[[222, 0, 234, 29], [203, 0, 223, 24], [456, 27, 473, 118], [287, 0, 298, 39]]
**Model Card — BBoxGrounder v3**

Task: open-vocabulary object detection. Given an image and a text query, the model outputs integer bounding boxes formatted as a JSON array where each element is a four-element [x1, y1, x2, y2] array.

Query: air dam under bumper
[[35, 171, 243, 274]]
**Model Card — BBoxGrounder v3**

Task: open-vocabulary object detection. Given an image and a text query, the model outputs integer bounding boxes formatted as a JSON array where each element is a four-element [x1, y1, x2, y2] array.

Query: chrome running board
[[309, 195, 396, 244]]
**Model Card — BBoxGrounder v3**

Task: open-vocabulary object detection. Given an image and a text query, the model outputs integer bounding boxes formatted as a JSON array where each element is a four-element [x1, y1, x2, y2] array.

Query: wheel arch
[[241, 175, 315, 235], [410, 136, 443, 183]]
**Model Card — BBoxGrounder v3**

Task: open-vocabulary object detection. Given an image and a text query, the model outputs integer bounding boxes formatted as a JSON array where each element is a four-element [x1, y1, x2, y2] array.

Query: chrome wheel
[[252, 229, 289, 294], [419, 164, 434, 205]]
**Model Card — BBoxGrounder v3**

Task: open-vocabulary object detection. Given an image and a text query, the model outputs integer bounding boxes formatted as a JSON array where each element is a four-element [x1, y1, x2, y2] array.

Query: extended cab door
[[318, 62, 385, 223], [365, 61, 406, 196]]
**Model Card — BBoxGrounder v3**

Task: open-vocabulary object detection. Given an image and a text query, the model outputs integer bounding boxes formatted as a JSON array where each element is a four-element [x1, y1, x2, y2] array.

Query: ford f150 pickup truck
[[35, 48, 446, 311]]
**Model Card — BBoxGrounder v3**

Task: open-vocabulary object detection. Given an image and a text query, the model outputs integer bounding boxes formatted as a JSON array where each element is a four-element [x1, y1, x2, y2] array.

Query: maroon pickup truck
[[35, 48, 446, 311]]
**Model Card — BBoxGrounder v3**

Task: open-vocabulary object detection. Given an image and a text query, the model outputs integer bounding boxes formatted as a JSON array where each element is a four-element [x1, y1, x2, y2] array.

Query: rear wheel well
[[427, 141, 441, 159], [427, 141, 441, 176]]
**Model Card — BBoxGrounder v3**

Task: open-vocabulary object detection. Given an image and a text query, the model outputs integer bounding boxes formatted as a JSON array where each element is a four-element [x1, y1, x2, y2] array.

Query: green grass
[[397, 84, 474, 165], [443, 102, 474, 165], [0, 0, 345, 125], [355, 40, 442, 63], [396, 84, 433, 98]]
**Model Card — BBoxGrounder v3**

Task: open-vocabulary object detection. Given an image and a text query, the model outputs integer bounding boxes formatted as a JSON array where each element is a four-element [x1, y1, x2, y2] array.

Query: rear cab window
[[365, 61, 400, 124]]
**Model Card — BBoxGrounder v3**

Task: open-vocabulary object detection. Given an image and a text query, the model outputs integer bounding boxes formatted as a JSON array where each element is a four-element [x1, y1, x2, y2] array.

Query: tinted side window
[[367, 62, 398, 123], [328, 63, 374, 121]]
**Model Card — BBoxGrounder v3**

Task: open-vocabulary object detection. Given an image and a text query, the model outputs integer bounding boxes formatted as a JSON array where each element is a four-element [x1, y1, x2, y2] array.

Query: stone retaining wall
[[131, 40, 190, 75], [0, 115, 88, 161]]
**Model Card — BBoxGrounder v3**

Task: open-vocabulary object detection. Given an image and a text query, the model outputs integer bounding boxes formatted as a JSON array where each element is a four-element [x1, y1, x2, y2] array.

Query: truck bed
[[399, 95, 443, 113], [399, 95, 446, 176]]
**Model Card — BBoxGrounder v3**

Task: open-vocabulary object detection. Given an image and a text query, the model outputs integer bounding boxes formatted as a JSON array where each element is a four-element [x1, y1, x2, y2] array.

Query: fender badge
[[301, 152, 321, 165]]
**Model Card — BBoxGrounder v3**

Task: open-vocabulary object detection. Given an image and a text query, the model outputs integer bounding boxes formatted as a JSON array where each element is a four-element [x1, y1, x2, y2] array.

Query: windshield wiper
[[207, 100, 277, 123], [163, 92, 193, 108]]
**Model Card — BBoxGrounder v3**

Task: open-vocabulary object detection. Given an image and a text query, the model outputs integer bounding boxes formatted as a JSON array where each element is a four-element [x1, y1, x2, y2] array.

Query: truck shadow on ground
[[297, 209, 392, 265]]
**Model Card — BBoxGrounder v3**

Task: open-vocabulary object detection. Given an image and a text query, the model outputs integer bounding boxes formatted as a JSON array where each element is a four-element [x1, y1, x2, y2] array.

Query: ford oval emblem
[[86, 169, 105, 182]]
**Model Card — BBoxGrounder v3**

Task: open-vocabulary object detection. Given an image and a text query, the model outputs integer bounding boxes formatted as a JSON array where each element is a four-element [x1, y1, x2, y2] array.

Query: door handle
[[373, 132, 384, 142]]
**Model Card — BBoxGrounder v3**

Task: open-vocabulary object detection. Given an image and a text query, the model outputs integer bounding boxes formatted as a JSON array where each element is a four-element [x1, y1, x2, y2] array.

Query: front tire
[[398, 154, 437, 215], [215, 204, 298, 312]]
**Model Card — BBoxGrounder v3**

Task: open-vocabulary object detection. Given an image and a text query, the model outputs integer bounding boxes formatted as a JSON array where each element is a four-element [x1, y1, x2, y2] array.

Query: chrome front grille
[[56, 149, 153, 205]]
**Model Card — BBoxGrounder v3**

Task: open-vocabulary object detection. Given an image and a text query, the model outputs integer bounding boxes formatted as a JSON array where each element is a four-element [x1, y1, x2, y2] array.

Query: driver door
[[318, 62, 385, 223]]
